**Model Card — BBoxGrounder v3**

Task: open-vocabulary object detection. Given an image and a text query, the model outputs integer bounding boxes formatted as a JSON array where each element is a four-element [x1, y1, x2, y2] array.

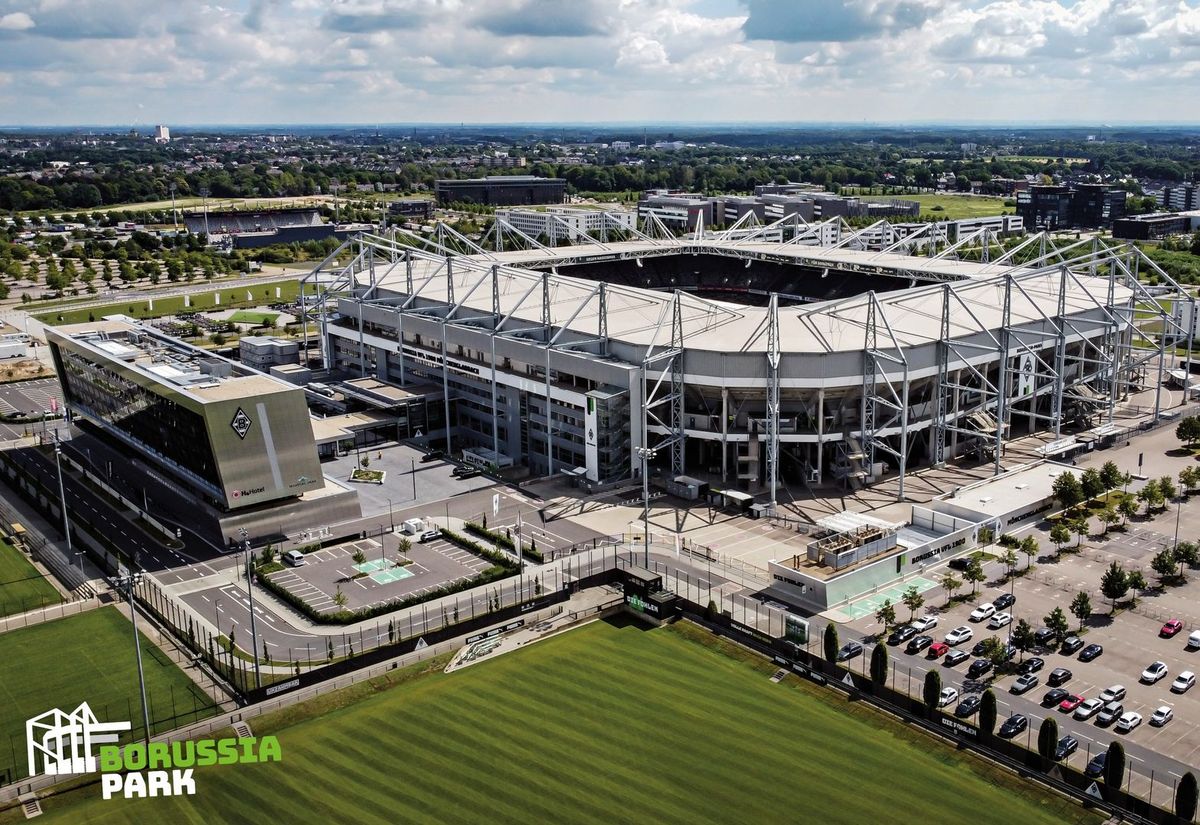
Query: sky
[[0, 0, 1198, 126]]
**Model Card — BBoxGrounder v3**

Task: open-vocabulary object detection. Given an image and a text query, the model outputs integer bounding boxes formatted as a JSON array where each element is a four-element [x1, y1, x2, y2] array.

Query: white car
[[912, 615, 939, 633], [282, 549, 306, 567], [1074, 698, 1105, 720], [1171, 671, 1196, 693], [938, 687, 959, 707], [1098, 685, 1127, 703], [1141, 661, 1169, 684], [969, 603, 996, 622], [1150, 706, 1174, 727], [1115, 711, 1143, 733], [945, 626, 974, 646], [987, 612, 1013, 629]]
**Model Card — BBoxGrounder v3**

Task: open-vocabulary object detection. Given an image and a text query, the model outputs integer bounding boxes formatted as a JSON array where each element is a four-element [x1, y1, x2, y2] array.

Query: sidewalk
[[0, 596, 105, 635]]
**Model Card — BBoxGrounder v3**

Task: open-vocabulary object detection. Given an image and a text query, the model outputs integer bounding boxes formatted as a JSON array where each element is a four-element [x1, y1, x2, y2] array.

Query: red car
[[1161, 620, 1184, 638], [928, 642, 949, 659], [1059, 694, 1085, 712]]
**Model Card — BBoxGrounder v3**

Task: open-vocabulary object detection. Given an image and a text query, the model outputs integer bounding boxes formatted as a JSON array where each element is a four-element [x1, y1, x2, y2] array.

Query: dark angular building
[[1016, 184, 1126, 230], [434, 175, 566, 206], [1112, 213, 1189, 241]]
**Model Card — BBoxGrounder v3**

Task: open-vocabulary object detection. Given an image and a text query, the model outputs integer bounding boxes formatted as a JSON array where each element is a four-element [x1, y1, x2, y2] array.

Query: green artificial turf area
[[0, 607, 216, 785], [227, 310, 280, 325], [25, 619, 1097, 825], [866, 193, 1012, 220], [33, 280, 300, 325], [0, 539, 61, 617]]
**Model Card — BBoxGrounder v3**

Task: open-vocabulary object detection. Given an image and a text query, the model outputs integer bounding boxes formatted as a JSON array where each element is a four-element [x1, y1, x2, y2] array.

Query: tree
[[1099, 460, 1122, 491], [1127, 569, 1147, 593], [1097, 505, 1119, 535], [980, 636, 1009, 671], [1000, 548, 1019, 581], [977, 526, 994, 546], [1052, 471, 1083, 512], [1050, 522, 1070, 555], [978, 689, 998, 737], [1011, 619, 1035, 659], [1151, 548, 1177, 587], [1080, 467, 1104, 501], [874, 599, 897, 632], [1176, 415, 1200, 447], [352, 548, 367, 565], [1160, 474, 1178, 503], [940, 572, 962, 606], [870, 642, 888, 686], [1104, 741, 1126, 790], [1177, 771, 1199, 823], [1044, 607, 1070, 643], [1137, 479, 1160, 515], [923, 669, 943, 714], [1175, 540, 1199, 575], [387, 619, 395, 643], [1037, 716, 1059, 763], [333, 586, 349, 608], [1069, 591, 1092, 630], [397, 537, 412, 556], [901, 586, 925, 622], [964, 558, 986, 595], [823, 623, 839, 664], [1019, 536, 1039, 570], [1180, 466, 1199, 495], [1117, 496, 1138, 526], [326, 637, 334, 662], [1071, 516, 1089, 548], [1100, 561, 1129, 613]]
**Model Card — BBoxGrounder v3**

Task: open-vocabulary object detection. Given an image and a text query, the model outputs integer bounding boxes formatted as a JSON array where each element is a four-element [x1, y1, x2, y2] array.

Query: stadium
[[304, 213, 1191, 508]]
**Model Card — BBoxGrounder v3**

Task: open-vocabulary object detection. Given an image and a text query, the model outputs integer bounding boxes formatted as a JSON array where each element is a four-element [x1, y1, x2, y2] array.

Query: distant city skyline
[[0, 0, 1198, 127]]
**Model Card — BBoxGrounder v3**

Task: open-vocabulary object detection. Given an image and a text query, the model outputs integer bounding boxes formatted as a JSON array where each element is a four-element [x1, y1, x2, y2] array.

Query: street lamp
[[111, 569, 152, 743], [387, 497, 394, 532], [52, 436, 75, 567], [238, 528, 263, 690], [635, 446, 657, 568]]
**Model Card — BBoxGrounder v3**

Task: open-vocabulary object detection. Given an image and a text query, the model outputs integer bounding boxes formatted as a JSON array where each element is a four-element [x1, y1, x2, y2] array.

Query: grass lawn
[[227, 309, 279, 325], [865, 193, 1013, 220], [0, 539, 61, 617], [34, 280, 301, 326], [0, 607, 216, 785], [26, 619, 1098, 825]]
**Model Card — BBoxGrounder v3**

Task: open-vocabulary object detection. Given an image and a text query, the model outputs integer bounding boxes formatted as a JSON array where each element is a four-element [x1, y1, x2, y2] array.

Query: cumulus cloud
[[0, 11, 33, 30]]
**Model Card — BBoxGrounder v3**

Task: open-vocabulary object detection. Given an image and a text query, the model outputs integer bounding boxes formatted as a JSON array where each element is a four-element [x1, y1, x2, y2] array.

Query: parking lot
[[322, 443, 495, 518], [267, 531, 496, 613]]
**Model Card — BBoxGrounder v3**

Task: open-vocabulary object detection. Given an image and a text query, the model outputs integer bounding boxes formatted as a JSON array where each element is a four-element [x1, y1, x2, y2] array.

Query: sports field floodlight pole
[[114, 570, 152, 743], [199, 186, 210, 239], [636, 446, 657, 567], [239, 527, 263, 690], [52, 434, 75, 568]]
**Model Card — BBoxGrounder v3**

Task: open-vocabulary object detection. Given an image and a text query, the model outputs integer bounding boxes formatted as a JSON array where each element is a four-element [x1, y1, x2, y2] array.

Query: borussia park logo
[[27, 702, 281, 800]]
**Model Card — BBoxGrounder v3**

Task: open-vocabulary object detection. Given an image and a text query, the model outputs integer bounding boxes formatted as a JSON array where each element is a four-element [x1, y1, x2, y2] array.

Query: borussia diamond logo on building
[[230, 408, 253, 440]]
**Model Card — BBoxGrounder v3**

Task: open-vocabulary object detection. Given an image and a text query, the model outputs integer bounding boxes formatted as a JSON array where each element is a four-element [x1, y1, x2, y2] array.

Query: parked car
[[1002, 643, 1017, 661], [837, 642, 864, 661], [1171, 671, 1196, 693], [1018, 657, 1045, 675], [282, 549, 307, 567], [945, 626, 973, 646], [1073, 698, 1104, 719], [948, 557, 973, 571], [928, 642, 949, 659], [998, 714, 1028, 738], [1041, 688, 1070, 707], [1047, 667, 1072, 687], [1115, 711, 1143, 733], [1079, 643, 1104, 662], [452, 466, 482, 479], [906, 635, 934, 655], [955, 695, 982, 717], [912, 615, 939, 633], [1085, 752, 1107, 778], [938, 687, 959, 708], [1054, 735, 1079, 761], [944, 649, 971, 667], [1150, 706, 1174, 727], [971, 638, 994, 656], [1161, 619, 1184, 638], [967, 658, 993, 679], [888, 625, 918, 646], [418, 529, 441, 543], [1098, 685, 1127, 704], [993, 593, 1016, 610], [1059, 694, 1086, 712], [988, 612, 1013, 629], [1188, 630, 1200, 650], [1141, 661, 1169, 684], [420, 449, 444, 462], [1060, 636, 1085, 655], [1011, 674, 1039, 695], [969, 603, 996, 622], [1096, 702, 1125, 726], [1034, 627, 1057, 646]]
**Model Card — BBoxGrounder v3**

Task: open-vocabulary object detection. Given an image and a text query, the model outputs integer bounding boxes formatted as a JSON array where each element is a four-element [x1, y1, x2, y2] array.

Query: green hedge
[[257, 529, 519, 626], [463, 521, 544, 563]]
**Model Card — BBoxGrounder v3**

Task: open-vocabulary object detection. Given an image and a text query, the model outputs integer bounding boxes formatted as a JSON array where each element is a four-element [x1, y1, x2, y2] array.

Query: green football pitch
[[26, 619, 1097, 825], [0, 539, 61, 618], [0, 607, 217, 786]]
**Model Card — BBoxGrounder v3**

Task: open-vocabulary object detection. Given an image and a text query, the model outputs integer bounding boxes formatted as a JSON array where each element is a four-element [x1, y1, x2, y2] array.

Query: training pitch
[[0, 539, 61, 618], [27, 619, 1097, 824]]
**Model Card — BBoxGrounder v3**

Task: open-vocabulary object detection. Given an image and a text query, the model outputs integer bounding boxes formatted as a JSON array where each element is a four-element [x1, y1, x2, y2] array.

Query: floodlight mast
[[113, 570, 152, 743]]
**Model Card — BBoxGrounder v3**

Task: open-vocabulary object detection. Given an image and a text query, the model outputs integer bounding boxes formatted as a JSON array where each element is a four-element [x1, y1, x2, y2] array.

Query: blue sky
[[0, 0, 1197, 126]]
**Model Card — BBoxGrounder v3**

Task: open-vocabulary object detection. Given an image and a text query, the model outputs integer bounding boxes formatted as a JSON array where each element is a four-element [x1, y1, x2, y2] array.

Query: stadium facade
[[304, 213, 1190, 507]]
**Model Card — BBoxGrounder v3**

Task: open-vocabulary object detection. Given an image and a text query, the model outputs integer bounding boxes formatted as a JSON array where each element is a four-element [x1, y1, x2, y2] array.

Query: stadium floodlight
[[52, 435, 75, 569], [635, 446, 658, 567], [239, 528, 263, 690], [110, 569, 152, 743]]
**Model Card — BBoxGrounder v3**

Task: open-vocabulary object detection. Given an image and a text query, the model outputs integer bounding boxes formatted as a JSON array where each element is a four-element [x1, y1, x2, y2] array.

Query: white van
[[283, 549, 307, 567], [1188, 630, 1200, 650]]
